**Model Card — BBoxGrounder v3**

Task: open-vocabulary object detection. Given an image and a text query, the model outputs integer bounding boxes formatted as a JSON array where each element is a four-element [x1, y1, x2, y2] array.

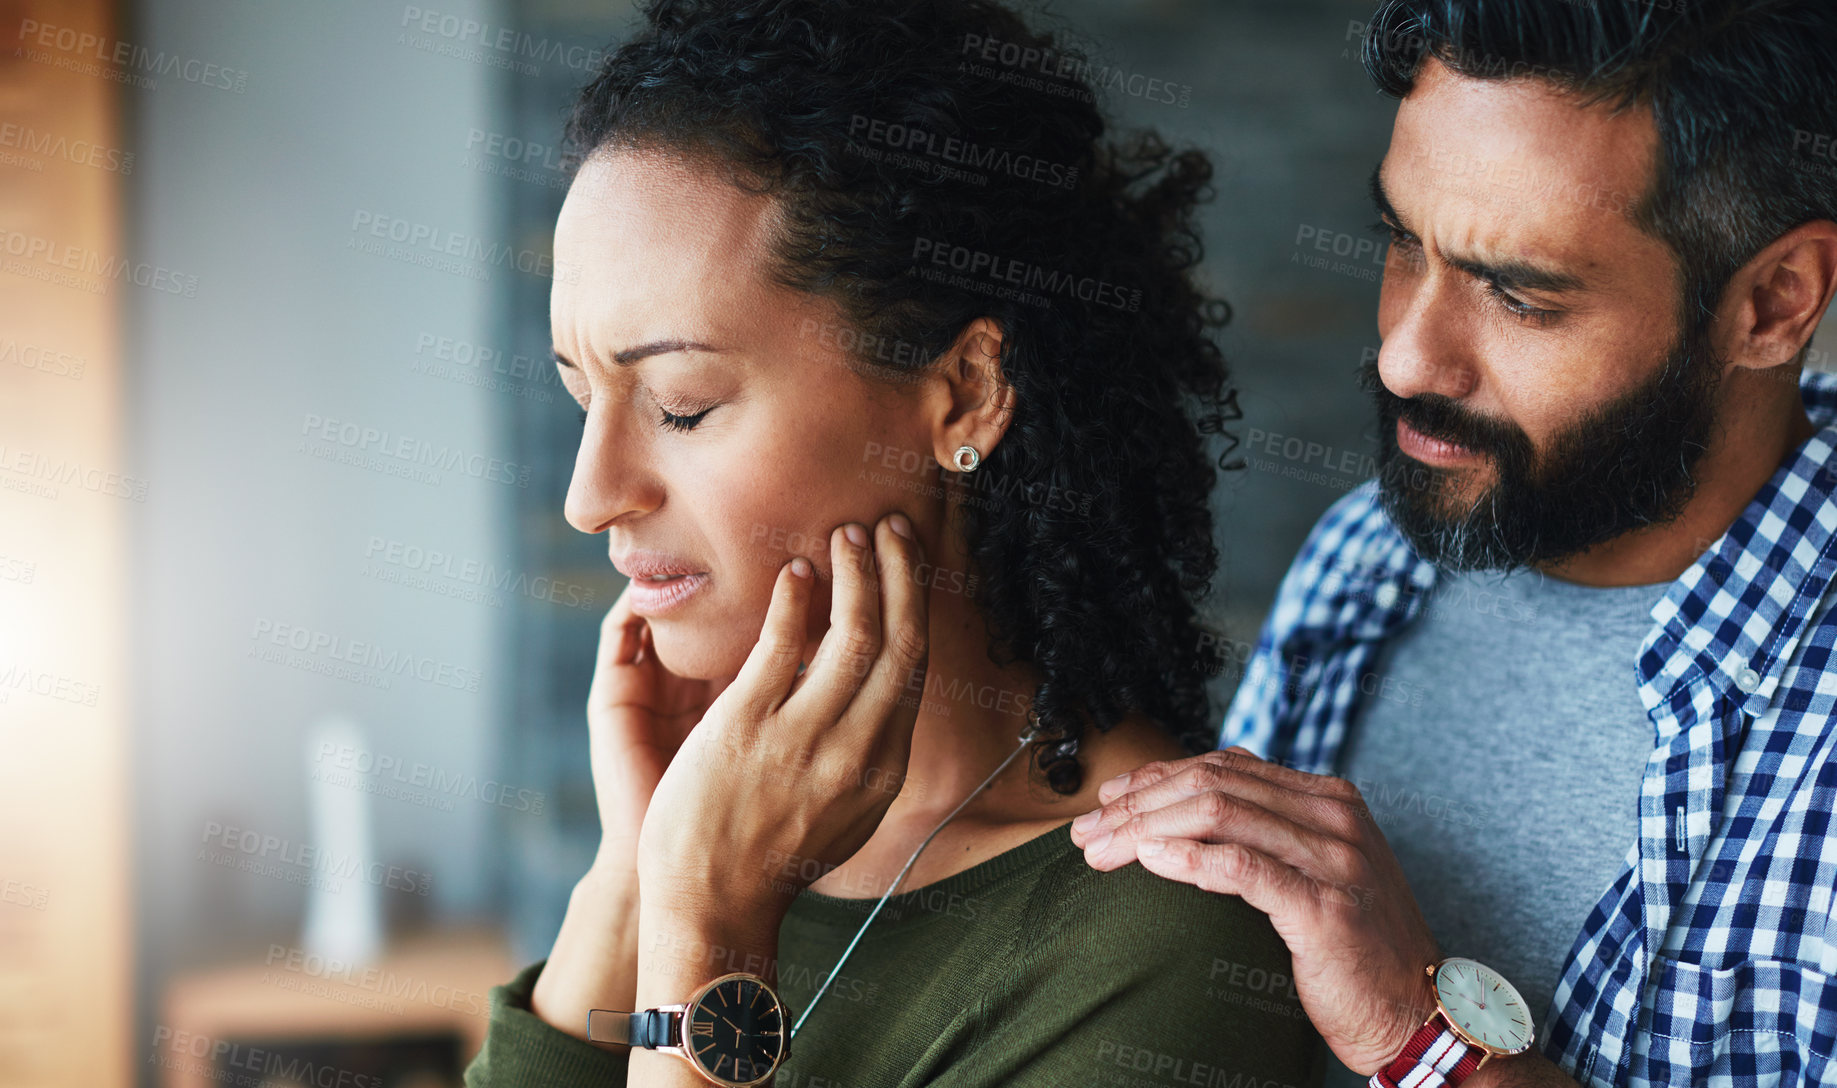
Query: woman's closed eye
[[575, 405, 716, 431], [657, 406, 713, 432]]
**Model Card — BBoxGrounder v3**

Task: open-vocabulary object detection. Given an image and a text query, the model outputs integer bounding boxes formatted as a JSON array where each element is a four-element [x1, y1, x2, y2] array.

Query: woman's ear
[[925, 316, 1015, 470]]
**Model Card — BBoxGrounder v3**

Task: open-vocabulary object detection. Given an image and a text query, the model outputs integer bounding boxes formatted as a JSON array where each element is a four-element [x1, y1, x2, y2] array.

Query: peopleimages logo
[[910, 236, 1142, 312], [363, 537, 595, 609], [197, 820, 433, 896], [263, 943, 489, 1017], [0, 121, 134, 174], [299, 413, 531, 488], [15, 18, 250, 93], [248, 617, 483, 694], [397, 6, 611, 75], [312, 740, 546, 815], [0, 228, 199, 297], [0, 442, 150, 502], [150, 1027, 380, 1088], [847, 114, 1079, 190]]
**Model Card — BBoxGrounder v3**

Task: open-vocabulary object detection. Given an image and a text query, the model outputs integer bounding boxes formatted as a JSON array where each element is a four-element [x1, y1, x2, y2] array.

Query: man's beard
[[1363, 323, 1724, 573]]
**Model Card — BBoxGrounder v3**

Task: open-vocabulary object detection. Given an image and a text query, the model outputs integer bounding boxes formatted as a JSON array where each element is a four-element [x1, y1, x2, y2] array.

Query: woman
[[465, 0, 1324, 1085]]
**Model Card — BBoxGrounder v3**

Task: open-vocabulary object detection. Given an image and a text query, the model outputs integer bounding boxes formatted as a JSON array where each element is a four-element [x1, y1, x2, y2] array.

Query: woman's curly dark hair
[[564, 0, 1238, 793]]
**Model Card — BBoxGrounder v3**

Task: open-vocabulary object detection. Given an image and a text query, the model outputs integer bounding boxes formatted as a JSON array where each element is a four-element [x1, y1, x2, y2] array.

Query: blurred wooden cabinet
[[156, 930, 513, 1088]]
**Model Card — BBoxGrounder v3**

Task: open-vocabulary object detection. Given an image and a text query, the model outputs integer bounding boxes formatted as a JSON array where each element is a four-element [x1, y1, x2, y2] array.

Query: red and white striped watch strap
[[1368, 1013, 1485, 1088]]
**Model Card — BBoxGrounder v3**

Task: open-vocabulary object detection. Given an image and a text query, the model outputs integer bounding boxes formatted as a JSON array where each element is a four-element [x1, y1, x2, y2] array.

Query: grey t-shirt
[[1320, 567, 1664, 1086]]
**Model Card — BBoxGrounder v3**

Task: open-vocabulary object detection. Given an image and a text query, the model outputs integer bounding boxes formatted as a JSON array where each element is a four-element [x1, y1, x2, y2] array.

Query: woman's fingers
[[848, 513, 929, 735], [587, 592, 652, 713], [786, 523, 883, 725], [723, 556, 816, 720]]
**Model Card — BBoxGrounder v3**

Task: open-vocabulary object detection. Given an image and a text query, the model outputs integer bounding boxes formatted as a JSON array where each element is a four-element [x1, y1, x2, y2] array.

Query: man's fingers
[[1094, 755, 1198, 806], [1204, 745, 1366, 805], [787, 523, 882, 726], [1095, 746, 1363, 815], [846, 513, 929, 739], [1077, 757, 1233, 842], [1089, 746, 1280, 807], [1081, 790, 1316, 875], [725, 557, 816, 719], [1074, 755, 1367, 846], [1134, 840, 1322, 922]]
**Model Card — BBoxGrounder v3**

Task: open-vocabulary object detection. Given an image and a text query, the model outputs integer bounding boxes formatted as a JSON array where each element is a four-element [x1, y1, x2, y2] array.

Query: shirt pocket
[[1636, 954, 1837, 1084]]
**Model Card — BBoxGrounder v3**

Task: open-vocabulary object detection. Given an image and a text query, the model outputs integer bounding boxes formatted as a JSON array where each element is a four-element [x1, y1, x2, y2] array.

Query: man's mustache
[[1357, 361, 1528, 460]]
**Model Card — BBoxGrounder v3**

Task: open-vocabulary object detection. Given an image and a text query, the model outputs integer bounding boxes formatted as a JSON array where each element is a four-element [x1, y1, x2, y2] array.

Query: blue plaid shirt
[[1221, 370, 1837, 1086]]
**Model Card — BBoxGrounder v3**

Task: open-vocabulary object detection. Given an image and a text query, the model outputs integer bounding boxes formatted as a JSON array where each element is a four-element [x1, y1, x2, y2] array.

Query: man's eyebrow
[[1369, 163, 1403, 229], [550, 339, 723, 369], [1368, 162, 1587, 295], [1447, 254, 1587, 295]]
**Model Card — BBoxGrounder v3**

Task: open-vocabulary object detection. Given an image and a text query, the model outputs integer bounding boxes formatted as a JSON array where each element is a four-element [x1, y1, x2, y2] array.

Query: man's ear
[[1712, 220, 1837, 373], [924, 316, 1015, 469]]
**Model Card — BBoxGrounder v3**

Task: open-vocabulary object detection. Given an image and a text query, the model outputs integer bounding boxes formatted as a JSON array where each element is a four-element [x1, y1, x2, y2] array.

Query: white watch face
[[1433, 957, 1534, 1053]]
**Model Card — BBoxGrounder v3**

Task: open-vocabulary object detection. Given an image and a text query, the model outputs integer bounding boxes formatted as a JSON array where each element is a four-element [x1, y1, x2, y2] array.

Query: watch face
[[686, 975, 786, 1086], [1433, 958, 1534, 1054]]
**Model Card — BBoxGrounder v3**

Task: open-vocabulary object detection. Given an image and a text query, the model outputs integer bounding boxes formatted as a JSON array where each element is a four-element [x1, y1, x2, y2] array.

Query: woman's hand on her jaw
[[635, 512, 930, 933], [584, 584, 730, 878], [528, 585, 729, 1038]]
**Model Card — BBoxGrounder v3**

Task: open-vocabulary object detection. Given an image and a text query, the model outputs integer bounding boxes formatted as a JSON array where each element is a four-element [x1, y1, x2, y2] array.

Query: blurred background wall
[[3, 1, 1833, 1087]]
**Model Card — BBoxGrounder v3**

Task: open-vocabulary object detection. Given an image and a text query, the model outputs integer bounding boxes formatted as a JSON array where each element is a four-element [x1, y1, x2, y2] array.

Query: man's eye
[[658, 407, 713, 432], [1371, 220, 1419, 251], [1484, 280, 1556, 324]]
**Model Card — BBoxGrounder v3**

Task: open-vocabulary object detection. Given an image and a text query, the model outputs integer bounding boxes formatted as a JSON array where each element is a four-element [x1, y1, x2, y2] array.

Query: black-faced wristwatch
[[588, 972, 789, 1087]]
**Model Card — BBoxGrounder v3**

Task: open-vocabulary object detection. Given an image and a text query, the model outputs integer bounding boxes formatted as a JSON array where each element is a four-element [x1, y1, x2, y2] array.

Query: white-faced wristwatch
[[1369, 957, 1534, 1088], [588, 972, 789, 1087]]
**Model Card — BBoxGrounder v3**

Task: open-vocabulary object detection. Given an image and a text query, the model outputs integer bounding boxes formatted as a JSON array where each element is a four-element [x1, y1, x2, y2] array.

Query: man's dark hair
[[1363, 0, 1837, 337]]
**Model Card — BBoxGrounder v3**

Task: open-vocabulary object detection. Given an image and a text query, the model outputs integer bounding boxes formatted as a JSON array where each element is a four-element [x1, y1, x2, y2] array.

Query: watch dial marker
[[689, 978, 786, 1085]]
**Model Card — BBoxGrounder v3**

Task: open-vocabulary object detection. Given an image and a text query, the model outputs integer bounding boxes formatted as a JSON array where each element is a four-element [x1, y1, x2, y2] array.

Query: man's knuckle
[[1319, 773, 1361, 800], [1140, 759, 1176, 782], [1196, 790, 1235, 824], [1313, 797, 1365, 839], [1211, 843, 1250, 879], [1316, 836, 1364, 877], [1174, 764, 1212, 792]]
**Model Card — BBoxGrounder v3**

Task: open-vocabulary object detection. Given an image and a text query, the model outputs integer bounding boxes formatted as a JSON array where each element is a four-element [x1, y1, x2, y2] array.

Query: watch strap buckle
[[588, 1004, 684, 1049]]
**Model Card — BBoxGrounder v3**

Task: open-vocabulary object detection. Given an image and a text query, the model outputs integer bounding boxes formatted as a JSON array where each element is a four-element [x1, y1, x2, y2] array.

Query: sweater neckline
[[784, 820, 1075, 929]]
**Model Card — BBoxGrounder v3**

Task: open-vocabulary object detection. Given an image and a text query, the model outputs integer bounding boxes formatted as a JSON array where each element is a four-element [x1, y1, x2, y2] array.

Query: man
[[1069, 1, 1837, 1085]]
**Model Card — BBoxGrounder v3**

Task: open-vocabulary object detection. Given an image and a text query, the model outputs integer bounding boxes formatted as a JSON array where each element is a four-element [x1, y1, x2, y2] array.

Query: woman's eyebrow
[[551, 340, 725, 369], [613, 339, 724, 366]]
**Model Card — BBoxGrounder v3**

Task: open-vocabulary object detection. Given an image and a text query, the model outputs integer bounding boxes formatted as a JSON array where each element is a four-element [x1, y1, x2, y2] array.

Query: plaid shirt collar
[[1223, 369, 1837, 1086]]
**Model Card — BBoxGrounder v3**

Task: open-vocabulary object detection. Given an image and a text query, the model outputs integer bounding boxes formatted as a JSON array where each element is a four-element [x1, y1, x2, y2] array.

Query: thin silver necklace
[[787, 721, 1040, 1039]]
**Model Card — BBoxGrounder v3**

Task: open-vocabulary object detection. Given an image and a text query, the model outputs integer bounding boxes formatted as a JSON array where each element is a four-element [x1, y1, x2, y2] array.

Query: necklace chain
[[787, 721, 1039, 1039]]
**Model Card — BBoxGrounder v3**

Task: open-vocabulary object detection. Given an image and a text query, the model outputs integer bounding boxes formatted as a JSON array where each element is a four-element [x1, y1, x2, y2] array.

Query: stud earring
[[953, 445, 981, 473]]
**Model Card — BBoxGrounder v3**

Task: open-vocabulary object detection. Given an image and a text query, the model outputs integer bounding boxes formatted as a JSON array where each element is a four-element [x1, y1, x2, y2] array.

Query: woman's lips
[[624, 571, 710, 616], [612, 551, 711, 617], [1396, 417, 1482, 468]]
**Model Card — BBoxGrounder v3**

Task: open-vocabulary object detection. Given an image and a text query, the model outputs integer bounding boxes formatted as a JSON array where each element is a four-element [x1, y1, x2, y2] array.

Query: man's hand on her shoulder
[[1069, 747, 1440, 1075]]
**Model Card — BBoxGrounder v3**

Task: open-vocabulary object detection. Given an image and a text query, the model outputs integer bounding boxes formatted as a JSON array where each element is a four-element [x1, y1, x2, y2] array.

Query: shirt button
[[1737, 667, 1761, 693], [1374, 583, 1400, 609]]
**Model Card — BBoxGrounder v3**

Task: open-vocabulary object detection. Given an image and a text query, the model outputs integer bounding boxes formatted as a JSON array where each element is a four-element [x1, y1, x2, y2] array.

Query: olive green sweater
[[466, 822, 1326, 1088]]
